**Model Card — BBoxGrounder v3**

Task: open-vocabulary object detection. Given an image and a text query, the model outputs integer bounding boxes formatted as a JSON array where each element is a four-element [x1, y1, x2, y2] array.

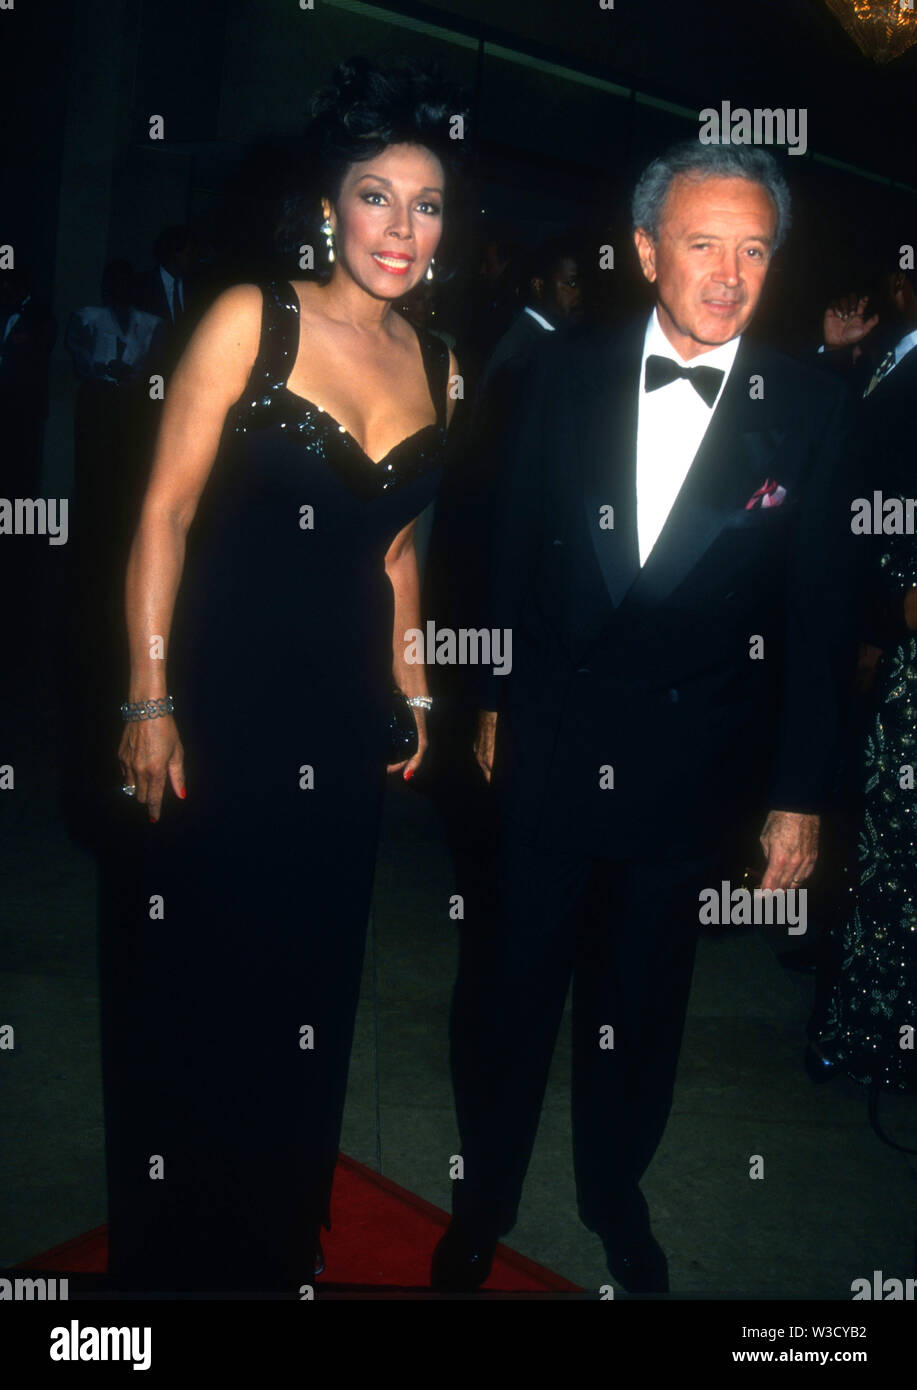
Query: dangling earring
[[425, 257, 435, 282], [321, 218, 335, 264]]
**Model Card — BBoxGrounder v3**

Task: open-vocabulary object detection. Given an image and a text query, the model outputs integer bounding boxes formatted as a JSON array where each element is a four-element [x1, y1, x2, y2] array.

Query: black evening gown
[[100, 280, 449, 1292]]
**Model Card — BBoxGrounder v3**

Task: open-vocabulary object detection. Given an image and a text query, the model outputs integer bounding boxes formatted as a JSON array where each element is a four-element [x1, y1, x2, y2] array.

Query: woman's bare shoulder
[[199, 283, 264, 345], [175, 284, 264, 395]]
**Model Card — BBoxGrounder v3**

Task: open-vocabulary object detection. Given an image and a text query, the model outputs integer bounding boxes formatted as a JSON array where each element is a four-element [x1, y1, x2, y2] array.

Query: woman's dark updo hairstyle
[[278, 54, 470, 281]]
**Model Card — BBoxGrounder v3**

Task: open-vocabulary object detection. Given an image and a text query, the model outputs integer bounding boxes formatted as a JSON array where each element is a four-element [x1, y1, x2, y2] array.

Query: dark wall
[[2, 0, 74, 300], [8, 0, 917, 357]]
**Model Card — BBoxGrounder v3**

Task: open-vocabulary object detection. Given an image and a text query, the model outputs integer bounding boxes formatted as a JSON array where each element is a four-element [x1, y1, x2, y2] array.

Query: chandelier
[[822, 0, 917, 62]]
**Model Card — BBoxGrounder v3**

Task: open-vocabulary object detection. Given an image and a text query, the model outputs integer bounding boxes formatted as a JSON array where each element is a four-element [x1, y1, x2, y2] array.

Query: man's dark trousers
[[450, 827, 717, 1242]]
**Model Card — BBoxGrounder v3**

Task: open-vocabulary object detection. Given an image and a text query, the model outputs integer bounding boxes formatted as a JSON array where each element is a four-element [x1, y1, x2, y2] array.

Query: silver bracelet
[[406, 695, 433, 711], [121, 695, 175, 722]]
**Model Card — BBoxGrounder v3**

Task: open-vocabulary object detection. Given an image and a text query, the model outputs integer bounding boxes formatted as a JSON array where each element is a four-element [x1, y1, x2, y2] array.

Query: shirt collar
[[895, 326, 917, 366], [5, 293, 30, 317], [523, 306, 556, 332], [642, 306, 742, 383]]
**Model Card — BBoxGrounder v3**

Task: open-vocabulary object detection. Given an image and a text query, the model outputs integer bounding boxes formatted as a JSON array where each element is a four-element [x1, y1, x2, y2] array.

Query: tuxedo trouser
[[450, 835, 716, 1240]]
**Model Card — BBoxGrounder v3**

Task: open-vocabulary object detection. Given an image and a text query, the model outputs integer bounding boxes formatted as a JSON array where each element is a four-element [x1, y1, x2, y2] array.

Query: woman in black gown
[[102, 58, 464, 1293]]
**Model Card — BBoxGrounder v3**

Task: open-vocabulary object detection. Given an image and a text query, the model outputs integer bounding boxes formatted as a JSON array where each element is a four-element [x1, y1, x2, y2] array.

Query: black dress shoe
[[805, 1043, 837, 1083], [603, 1232, 669, 1293], [431, 1221, 497, 1292]]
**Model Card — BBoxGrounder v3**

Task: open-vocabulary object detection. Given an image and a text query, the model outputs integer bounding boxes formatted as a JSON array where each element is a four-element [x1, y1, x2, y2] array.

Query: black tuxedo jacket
[[132, 268, 182, 324], [853, 340, 917, 489], [131, 269, 205, 377], [0, 297, 56, 402], [425, 314, 560, 683], [476, 310, 555, 403], [474, 317, 861, 858]]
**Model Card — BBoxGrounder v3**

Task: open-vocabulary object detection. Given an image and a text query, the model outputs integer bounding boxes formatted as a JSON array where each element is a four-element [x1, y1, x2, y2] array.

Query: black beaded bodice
[[228, 280, 450, 501], [171, 276, 450, 729]]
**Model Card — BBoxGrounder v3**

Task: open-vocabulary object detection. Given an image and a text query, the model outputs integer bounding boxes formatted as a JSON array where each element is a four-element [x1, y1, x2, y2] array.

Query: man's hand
[[822, 294, 878, 351], [759, 810, 819, 891], [474, 710, 498, 783]]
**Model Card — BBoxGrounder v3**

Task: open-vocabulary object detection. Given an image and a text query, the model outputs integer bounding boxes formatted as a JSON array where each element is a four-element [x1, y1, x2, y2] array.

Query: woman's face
[[324, 142, 445, 299]]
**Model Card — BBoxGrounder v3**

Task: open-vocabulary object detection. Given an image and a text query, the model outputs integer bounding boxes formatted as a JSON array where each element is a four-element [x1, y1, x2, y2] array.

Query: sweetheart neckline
[[278, 385, 442, 467]]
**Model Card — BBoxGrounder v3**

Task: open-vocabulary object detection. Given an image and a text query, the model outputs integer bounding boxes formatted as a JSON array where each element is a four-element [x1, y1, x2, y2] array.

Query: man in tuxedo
[[132, 226, 200, 379], [852, 268, 917, 651], [432, 141, 858, 1293], [424, 239, 583, 934], [475, 238, 582, 406], [814, 268, 917, 710]]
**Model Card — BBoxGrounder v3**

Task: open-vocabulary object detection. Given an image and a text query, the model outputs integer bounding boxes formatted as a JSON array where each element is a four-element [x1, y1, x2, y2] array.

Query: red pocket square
[[744, 477, 787, 510]]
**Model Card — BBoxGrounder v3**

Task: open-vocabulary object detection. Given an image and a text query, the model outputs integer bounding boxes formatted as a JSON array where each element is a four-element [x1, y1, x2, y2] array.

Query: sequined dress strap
[[230, 281, 299, 432]]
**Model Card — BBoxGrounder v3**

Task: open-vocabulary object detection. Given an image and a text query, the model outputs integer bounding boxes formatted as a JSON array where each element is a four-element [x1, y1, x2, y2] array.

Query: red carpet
[[15, 1154, 581, 1293]]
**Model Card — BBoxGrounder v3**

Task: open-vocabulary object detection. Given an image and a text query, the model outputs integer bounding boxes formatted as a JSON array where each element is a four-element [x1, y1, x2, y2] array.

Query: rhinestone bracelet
[[406, 695, 433, 711], [121, 695, 175, 722]]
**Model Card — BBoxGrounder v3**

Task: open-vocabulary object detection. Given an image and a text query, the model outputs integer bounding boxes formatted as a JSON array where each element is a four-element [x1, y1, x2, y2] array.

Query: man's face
[[163, 243, 192, 278], [633, 174, 777, 360], [546, 256, 581, 319], [882, 271, 917, 325]]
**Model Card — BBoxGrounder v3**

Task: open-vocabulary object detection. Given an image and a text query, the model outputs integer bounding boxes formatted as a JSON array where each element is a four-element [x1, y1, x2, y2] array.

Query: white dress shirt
[[523, 306, 556, 332], [65, 305, 163, 383], [891, 326, 917, 370], [636, 308, 741, 566], [159, 266, 183, 320]]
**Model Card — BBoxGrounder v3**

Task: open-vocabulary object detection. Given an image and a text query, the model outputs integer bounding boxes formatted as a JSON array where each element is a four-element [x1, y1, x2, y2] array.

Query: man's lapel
[[578, 321, 643, 608]]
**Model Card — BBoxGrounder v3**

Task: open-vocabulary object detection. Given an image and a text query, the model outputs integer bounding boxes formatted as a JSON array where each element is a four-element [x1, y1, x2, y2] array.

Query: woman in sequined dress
[[812, 523, 917, 1092], [100, 59, 465, 1293]]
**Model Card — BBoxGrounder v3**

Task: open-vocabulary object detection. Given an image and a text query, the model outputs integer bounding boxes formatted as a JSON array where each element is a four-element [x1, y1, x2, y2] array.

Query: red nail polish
[[150, 816, 158, 823], [179, 787, 187, 799], [404, 767, 414, 781]]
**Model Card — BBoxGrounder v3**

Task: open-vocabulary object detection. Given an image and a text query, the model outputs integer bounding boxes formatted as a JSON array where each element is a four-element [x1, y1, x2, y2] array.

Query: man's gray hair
[[632, 141, 792, 249]]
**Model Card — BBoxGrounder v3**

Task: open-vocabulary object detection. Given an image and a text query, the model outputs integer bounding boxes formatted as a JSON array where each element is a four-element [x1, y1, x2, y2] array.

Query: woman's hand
[[119, 716, 186, 822], [387, 705, 428, 782]]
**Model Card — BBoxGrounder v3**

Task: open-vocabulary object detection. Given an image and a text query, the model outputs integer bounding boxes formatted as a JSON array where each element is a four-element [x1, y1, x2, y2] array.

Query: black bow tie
[[645, 354, 724, 408]]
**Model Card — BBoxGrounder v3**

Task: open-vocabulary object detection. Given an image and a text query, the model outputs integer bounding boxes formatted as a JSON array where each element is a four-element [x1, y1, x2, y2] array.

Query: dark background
[[2, 0, 916, 1313]]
